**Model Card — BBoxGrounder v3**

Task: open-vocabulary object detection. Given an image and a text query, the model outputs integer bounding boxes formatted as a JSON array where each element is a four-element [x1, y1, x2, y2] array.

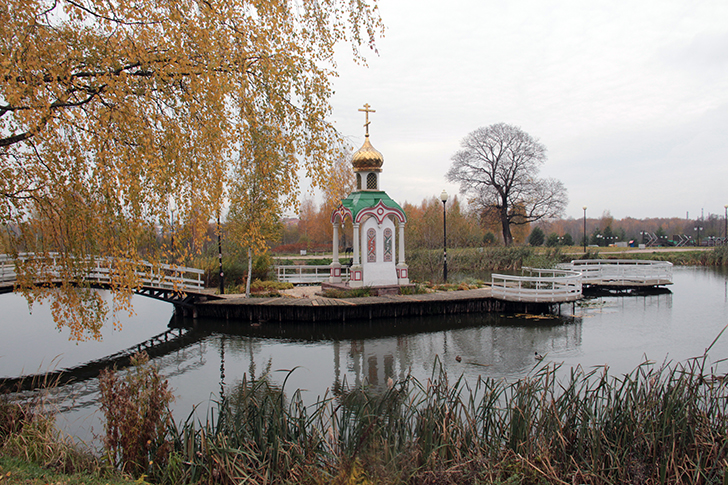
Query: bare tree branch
[[447, 123, 568, 245]]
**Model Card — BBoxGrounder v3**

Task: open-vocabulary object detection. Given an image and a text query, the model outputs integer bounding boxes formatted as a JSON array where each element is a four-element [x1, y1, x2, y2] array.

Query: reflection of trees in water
[[45, 315, 583, 416], [208, 334, 266, 394], [339, 319, 583, 389], [153, 314, 584, 407]]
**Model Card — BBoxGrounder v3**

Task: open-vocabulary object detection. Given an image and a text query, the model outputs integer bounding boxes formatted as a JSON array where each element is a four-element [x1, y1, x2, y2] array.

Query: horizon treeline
[[275, 196, 726, 252]]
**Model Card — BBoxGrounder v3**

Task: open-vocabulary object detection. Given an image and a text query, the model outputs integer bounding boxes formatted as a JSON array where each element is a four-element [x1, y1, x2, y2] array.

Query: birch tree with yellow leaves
[[0, 0, 383, 338]]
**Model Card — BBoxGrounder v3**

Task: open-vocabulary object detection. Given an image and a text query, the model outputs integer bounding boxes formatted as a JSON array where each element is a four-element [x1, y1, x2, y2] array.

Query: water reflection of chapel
[[327, 104, 410, 290]]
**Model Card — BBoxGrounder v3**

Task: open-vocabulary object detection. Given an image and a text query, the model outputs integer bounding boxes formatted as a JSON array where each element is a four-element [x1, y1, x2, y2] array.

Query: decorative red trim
[[355, 200, 406, 224], [330, 204, 353, 224]]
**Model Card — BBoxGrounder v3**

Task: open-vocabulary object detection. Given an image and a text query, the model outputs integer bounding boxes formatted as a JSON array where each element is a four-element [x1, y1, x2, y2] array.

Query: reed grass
[[0, 387, 117, 481], [161, 347, 728, 484]]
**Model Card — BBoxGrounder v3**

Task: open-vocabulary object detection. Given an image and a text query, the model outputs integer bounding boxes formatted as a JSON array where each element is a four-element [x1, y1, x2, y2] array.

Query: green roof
[[340, 191, 406, 222]]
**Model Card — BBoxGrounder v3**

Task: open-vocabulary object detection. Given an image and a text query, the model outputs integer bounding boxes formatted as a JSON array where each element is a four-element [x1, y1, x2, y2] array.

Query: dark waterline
[[2, 266, 727, 447]]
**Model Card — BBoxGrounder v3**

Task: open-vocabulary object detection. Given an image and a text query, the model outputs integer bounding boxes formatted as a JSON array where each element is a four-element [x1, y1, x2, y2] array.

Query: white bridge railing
[[275, 265, 349, 284], [557, 259, 673, 286], [491, 267, 582, 303], [0, 253, 204, 291]]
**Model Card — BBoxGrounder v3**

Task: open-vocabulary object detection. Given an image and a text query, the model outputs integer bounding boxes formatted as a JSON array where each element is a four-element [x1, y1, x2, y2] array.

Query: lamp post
[[724, 205, 727, 242], [694, 226, 703, 247], [582, 206, 587, 253], [217, 214, 224, 294], [440, 189, 448, 283]]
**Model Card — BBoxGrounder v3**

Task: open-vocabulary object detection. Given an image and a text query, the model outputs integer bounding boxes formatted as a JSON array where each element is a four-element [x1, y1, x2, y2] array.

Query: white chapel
[[328, 104, 409, 289]]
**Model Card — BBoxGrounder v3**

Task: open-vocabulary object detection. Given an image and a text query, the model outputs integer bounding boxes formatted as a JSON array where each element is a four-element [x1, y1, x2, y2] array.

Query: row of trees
[[532, 211, 726, 247], [282, 199, 723, 255]]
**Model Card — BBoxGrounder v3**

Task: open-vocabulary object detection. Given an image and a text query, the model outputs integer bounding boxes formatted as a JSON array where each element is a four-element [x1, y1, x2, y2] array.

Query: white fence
[[275, 265, 348, 284], [491, 267, 582, 303], [0, 253, 204, 291], [557, 259, 673, 286]]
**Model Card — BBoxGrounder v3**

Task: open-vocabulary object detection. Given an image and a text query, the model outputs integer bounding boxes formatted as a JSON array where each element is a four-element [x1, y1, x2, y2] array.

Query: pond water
[[2, 266, 727, 448]]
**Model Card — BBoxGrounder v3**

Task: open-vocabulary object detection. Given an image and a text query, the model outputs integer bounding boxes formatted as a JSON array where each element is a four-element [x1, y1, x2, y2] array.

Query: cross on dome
[[358, 103, 376, 136], [351, 103, 383, 173]]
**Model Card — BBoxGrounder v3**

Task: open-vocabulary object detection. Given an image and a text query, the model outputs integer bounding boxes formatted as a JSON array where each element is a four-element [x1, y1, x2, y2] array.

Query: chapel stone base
[[328, 261, 343, 283], [396, 263, 410, 285]]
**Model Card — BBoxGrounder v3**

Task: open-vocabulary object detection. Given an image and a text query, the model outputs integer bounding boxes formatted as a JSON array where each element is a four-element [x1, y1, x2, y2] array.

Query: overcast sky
[[324, 0, 728, 221]]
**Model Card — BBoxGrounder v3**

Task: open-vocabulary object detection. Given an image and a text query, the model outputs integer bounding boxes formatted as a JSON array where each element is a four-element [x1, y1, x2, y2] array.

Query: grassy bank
[[0, 455, 138, 485], [4, 347, 727, 484], [598, 245, 728, 266], [408, 245, 728, 283], [407, 246, 568, 283]]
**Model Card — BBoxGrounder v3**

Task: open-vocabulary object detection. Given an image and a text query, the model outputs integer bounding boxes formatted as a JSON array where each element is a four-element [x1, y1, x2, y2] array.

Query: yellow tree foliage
[[322, 154, 357, 213], [297, 196, 318, 247], [402, 197, 442, 250], [1, 0, 383, 338], [403, 196, 485, 250], [320, 153, 356, 243]]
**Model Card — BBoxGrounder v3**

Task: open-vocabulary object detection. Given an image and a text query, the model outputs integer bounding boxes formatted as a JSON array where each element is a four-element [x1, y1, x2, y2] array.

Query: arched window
[[356, 173, 362, 190], [367, 173, 377, 190]]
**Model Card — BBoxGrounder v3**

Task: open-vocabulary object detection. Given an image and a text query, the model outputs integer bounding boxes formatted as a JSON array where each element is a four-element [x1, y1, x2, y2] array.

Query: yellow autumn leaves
[[1, 0, 382, 338]]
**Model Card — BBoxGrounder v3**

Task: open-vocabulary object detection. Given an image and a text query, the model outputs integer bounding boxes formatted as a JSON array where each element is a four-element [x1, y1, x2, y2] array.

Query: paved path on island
[[213, 286, 494, 307]]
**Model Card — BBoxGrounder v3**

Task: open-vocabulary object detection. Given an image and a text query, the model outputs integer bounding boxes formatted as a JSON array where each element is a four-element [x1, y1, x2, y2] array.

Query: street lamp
[[724, 205, 727, 241], [217, 214, 224, 294], [694, 226, 703, 247], [440, 189, 448, 283], [582, 206, 587, 253]]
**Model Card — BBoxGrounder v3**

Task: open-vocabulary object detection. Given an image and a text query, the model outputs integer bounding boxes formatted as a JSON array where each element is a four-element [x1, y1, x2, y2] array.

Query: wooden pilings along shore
[[190, 288, 563, 324]]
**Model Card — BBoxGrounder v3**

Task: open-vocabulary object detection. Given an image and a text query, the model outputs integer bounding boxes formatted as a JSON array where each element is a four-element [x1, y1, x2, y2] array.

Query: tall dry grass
[[0, 385, 103, 477], [161, 340, 728, 484]]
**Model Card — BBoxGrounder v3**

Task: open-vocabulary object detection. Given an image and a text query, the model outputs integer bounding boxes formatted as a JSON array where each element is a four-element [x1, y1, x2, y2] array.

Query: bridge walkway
[[557, 259, 673, 288], [0, 253, 218, 308]]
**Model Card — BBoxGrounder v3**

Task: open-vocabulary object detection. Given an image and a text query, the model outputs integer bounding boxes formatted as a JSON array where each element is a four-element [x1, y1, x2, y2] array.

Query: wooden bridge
[[557, 259, 673, 288], [275, 264, 349, 284], [0, 253, 215, 310], [491, 267, 583, 303]]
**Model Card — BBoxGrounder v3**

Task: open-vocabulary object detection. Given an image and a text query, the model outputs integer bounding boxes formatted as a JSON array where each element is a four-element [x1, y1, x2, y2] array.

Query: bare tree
[[447, 123, 568, 245]]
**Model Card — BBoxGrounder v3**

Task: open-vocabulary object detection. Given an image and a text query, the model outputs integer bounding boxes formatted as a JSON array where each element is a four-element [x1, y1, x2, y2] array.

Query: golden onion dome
[[351, 135, 384, 172]]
